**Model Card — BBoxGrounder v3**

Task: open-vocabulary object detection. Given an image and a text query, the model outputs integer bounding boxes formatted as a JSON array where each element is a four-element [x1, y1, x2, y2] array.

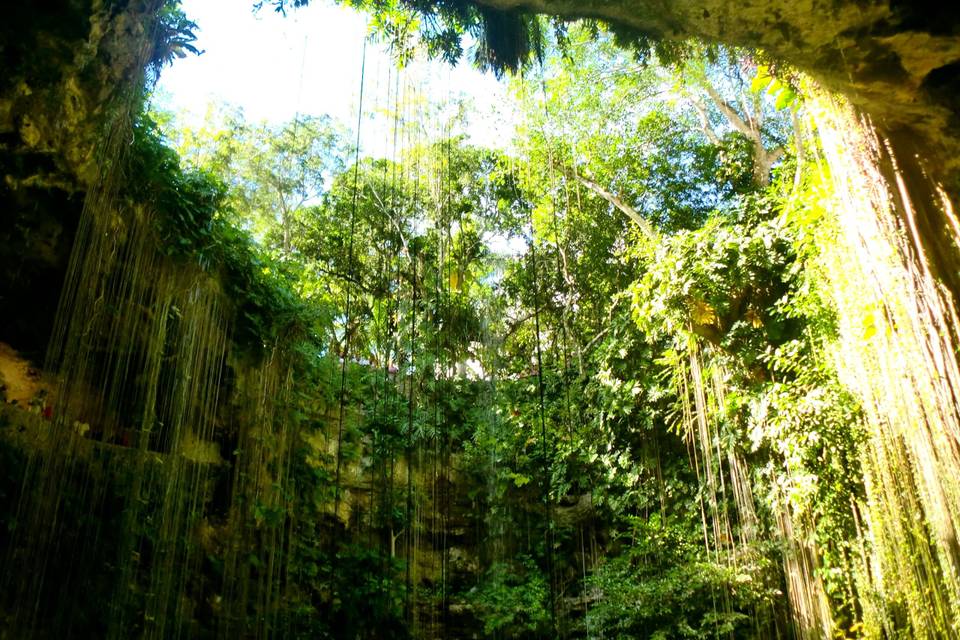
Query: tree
[[168, 105, 350, 255], [675, 53, 791, 187], [510, 28, 760, 239]]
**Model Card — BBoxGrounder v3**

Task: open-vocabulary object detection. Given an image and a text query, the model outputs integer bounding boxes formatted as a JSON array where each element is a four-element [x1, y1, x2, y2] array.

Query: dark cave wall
[[0, 152, 82, 359], [0, 0, 162, 183]]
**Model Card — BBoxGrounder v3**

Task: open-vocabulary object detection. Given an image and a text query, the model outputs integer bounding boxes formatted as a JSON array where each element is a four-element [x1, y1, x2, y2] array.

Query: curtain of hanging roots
[[221, 350, 296, 640], [680, 343, 833, 638], [2, 190, 301, 638], [3, 143, 298, 640], [810, 92, 960, 638]]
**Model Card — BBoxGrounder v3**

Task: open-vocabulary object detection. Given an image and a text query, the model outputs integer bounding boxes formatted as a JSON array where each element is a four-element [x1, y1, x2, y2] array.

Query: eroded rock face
[[1, 0, 162, 185], [0, 1, 162, 354]]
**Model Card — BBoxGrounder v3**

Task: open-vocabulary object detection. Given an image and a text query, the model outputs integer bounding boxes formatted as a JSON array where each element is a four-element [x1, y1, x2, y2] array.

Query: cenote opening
[[2, 0, 960, 638]]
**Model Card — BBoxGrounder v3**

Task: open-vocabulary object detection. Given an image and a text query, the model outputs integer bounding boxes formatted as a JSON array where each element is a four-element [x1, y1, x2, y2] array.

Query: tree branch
[[557, 163, 658, 240], [703, 83, 756, 142], [701, 82, 784, 186], [689, 98, 721, 145]]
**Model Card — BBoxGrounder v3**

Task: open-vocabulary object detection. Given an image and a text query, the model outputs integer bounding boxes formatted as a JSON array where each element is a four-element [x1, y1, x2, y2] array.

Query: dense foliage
[[127, 20, 879, 635], [0, 3, 887, 636]]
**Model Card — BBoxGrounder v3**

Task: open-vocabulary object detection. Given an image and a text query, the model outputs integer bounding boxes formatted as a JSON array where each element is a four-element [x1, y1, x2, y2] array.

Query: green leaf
[[774, 88, 797, 111], [750, 66, 773, 94]]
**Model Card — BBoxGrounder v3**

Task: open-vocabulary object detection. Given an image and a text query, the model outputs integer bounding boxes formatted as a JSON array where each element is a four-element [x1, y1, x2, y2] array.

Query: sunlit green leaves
[[751, 65, 799, 111]]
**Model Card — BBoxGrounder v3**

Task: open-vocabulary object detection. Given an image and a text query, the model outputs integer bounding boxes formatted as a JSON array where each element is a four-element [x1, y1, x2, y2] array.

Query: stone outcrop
[[1, 0, 163, 185], [0, 1, 166, 356]]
